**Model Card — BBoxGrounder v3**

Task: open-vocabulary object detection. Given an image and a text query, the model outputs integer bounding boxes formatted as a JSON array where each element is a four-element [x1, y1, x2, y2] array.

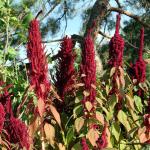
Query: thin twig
[[40, 2, 60, 21], [108, 7, 150, 28]]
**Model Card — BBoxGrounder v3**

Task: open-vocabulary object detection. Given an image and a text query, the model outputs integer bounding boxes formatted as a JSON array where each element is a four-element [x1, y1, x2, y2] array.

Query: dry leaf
[[51, 85, 61, 101], [116, 76, 120, 89], [38, 98, 45, 117], [58, 143, 66, 150], [44, 123, 55, 146], [126, 94, 135, 110], [144, 58, 150, 64], [91, 84, 96, 89], [110, 67, 116, 77], [83, 90, 90, 97], [96, 112, 104, 125], [85, 101, 93, 112], [29, 116, 40, 138], [74, 83, 84, 88], [50, 104, 61, 127], [86, 128, 99, 146]]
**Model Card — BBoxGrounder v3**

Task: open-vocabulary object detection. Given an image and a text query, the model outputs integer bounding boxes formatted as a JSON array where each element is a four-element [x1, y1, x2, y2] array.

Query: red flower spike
[[0, 103, 5, 133], [81, 137, 89, 150], [6, 117, 30, 150], [56, 36, 75, 101], [0, 84, 13, 116], [108, 14, 124, 67], [131, 28, 146, 83], [80, 33, 96, 109], [27, 19, 51, 111]]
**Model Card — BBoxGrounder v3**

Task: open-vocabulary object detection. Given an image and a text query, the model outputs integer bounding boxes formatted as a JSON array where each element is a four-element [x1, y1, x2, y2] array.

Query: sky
[[18, 0, 142, 61]]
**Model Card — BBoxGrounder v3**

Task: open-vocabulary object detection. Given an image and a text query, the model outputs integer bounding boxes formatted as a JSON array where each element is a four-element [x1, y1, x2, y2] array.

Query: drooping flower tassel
[[0, 103, 5, 133], [27, 19, 51, 115], [0, 83, 30, 150], [56, 36, 75, 101], [80, 32, 96, 114], [108, 14, 124, 67], [6, 117, 30, 150], [108, 14, 125, 111], [131, 28, 146, 83]]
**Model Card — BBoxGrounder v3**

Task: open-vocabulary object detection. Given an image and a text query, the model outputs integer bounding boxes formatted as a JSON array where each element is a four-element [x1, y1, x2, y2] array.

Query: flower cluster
[[108, 14, 124, 67], [108, 14, 125, 111], [81, 33, 96, 108], [81, 137, 89, 150], [27, 19, 50, 102], [0, 103, 5, 133], [56, 36, 75, 101], [7, 117, 30, 150], [131, 28, 146, 83], [0, 82, 30, 150]]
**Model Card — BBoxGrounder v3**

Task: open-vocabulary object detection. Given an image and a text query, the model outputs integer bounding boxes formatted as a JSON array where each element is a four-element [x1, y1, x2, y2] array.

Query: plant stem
[[41, 117, 45, 150]]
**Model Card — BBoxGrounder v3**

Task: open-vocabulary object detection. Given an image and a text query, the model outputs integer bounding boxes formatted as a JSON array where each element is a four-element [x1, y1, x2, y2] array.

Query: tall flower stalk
[[80, 21, 97, 149], [108, 14, 125, 110], [80, 32, 96, 113], [108, 14, 124, 67], [56, 36, 75, 101], [27, 19, 51, 115], [131, 28, 146, 83]]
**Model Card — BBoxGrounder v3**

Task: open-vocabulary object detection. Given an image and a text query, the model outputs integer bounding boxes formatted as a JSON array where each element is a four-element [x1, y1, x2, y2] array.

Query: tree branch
[[40, 2, 60, 21], [108, 7, 150, 28], [84, 0, 109, 40], [114, 0, 122, 8], [99, 30, 111, 39]]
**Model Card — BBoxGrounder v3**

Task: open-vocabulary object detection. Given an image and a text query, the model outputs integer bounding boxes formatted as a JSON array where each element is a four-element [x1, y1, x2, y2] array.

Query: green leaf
[[85, 101, 92, 112], [134, 95, 143, 113], [71, 142, 82, 150], [0, 1, 4, 8], [66, 127, 74, 145], [75, 117, 84, 133], [112, 122, 120, 142], [22, 12, 33, 25], [117, 110, 131, 132], [73, 104, 83, 118], [108, 94, 117, 110]]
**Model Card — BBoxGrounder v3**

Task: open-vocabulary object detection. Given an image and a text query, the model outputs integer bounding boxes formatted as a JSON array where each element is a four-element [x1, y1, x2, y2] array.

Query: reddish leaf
[[38, 98, 45, 117], [50, 104, 61, 127]]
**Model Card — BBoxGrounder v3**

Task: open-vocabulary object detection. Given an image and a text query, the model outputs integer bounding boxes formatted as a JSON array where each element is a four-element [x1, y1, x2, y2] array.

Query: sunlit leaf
[[86, 128, 99, 146], [134, 96, 143, 113], [75, 117, 84, 133], [110, 67, 116, 77], [44, 123, 55, 146], [85, 101, 93, 112], [117, 110, 131, 132], [96, 111, 104, 125], [112, 122, 120, 142], [38, 98, 45, 117], [50, 104, 61, 127], [126, 94, 135, 110]]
